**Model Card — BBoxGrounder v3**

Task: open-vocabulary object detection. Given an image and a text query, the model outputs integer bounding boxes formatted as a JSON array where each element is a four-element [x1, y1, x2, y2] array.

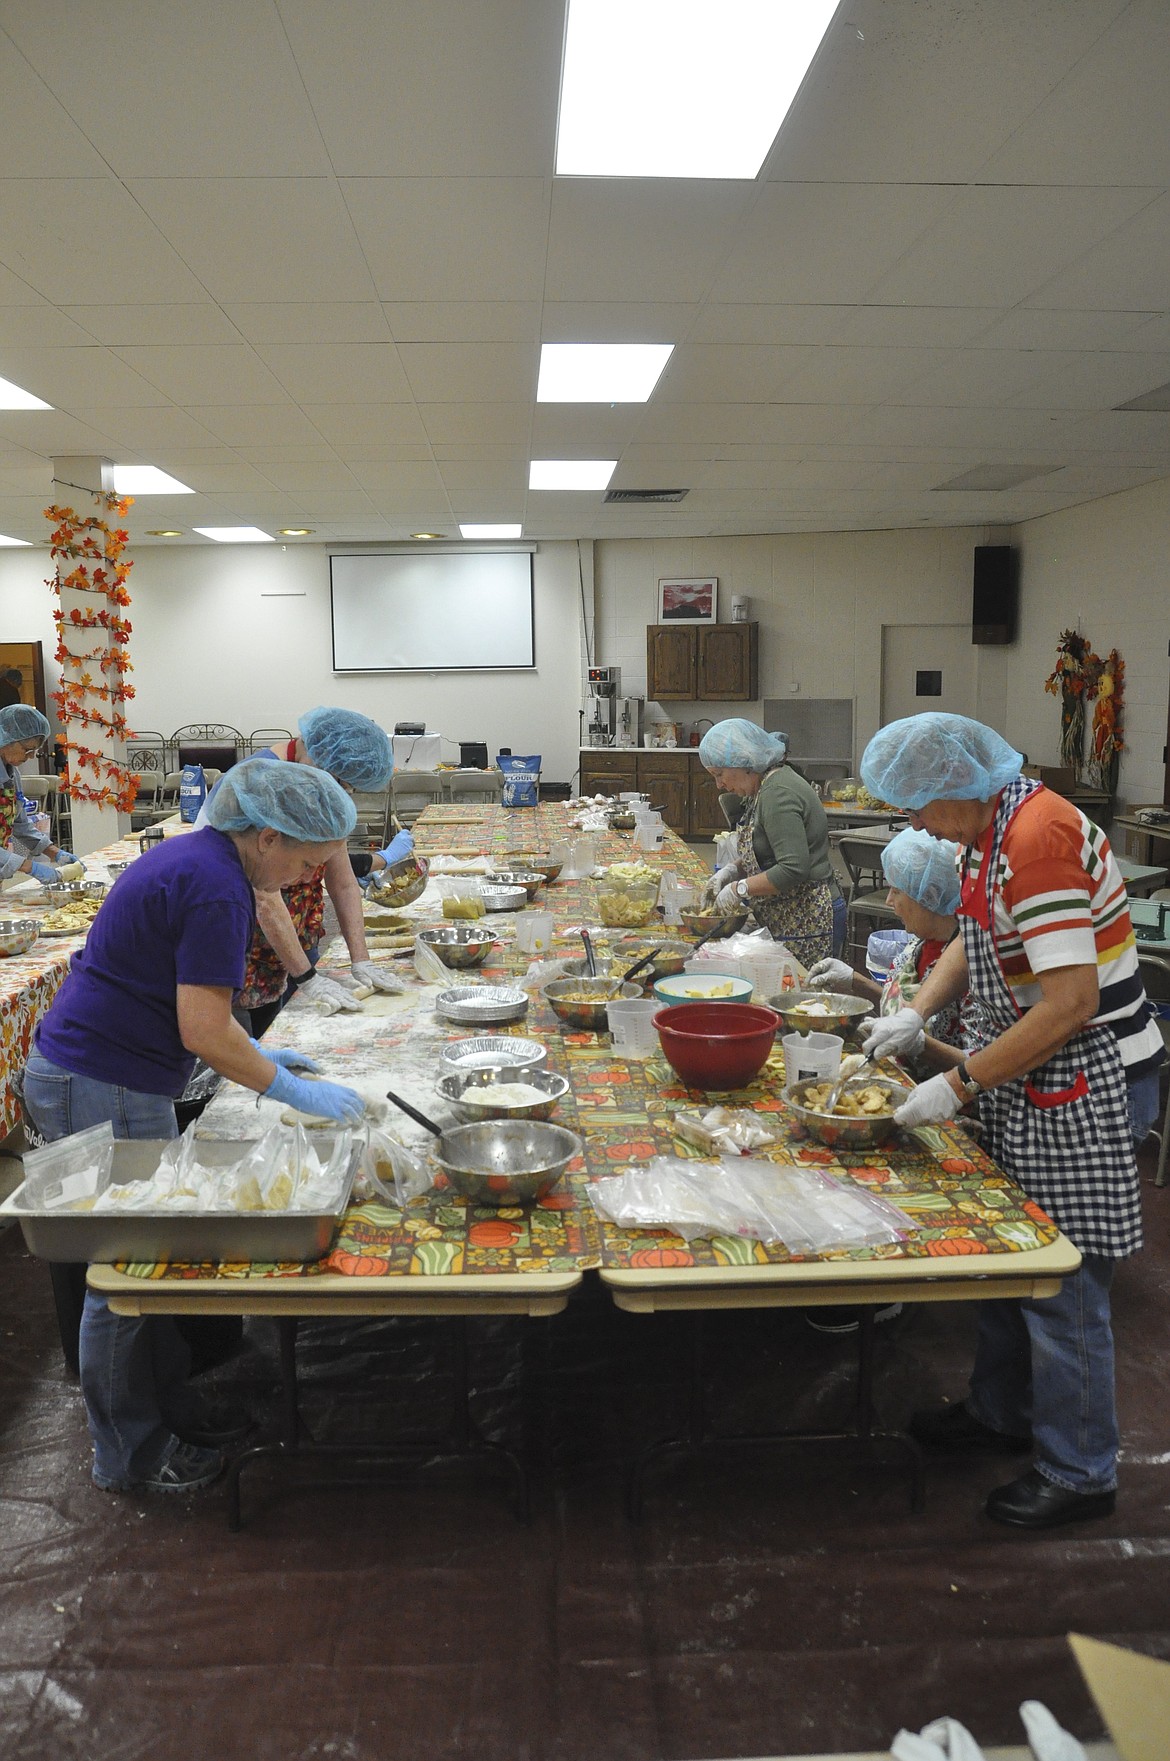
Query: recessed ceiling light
[[145, 529, 184, 537], [193, 526, 274, 543], [459, 523, 523, 539], [0, 374, 51, 410], [278, 527, 315, 537], [537, 343, 673, 403], [112, 465, 193, 494], [556, 0, 840, 178], [0, 532, 32, 546], [529, 460, 617, 491], [410, 532, 444, 540]]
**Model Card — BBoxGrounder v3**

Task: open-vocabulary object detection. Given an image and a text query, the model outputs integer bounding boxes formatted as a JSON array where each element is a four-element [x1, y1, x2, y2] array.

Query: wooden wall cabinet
[[687, 763, 727, 838], [646, 622, 757, 702], [579, 748, 729, 841], [579, 750, 636, 799], [636, 751, 690, 835]]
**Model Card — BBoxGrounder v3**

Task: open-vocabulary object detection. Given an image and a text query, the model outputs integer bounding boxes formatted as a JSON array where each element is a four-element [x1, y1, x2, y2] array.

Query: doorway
[[881, 624, 976, 725]]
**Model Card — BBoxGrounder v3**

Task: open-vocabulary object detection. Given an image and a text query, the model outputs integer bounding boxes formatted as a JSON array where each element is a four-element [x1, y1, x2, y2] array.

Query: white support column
[[49, 456, 130, 856]]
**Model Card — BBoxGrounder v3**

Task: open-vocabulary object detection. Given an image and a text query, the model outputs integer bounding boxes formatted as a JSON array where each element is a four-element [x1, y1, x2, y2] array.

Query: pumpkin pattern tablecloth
[[110, 807, 1059, 1285]]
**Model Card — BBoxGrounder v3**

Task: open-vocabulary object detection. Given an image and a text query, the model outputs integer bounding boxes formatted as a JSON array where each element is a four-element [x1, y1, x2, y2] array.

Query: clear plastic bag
[[673, 1107, 783, 1155], [92, 1122, 353, 1214], [360, 1127, 434, 1206], [21, 1121, 115, 1211]]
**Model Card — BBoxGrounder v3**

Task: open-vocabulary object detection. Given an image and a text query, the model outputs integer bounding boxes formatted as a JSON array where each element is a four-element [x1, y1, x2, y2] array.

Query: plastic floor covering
[[1, 1154, 1168, 1761]]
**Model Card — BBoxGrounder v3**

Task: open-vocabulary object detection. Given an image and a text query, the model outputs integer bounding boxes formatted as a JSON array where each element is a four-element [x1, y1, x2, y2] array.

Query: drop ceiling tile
[[687, 305, 854, 346], [0, 409, 118, 452], [968, 309, 1154, 351], [301, 404, 430, 446], [1008, 352, 1170, 412], [383, 302, 540, 344], [0, 307, 99, 347], [429, 444, 527, 463], [710, 184, 953, 306], [235, 445, 344, 466], [253, 460, 360, 495], [437, 461, 527, 498], [0, 344, 167, 408], [870, 185, 1157, 309], [341, 179, 549, 302], [0, 262, 45, 305], [635, 401, 859, 447], [225, 303, 393, 346], [540, 303, 697, 344], [114, 345, 287, 406], [68, 406, 220, 450], [886, 349, 1049, 408], [256, 343, 412, 403], [1114, 314, 1170, 352], [331, 443, 436, 463], [657, 346, 815, 405], [0, 35, 113, 175], [129, 179, 376, 304], [344, 460, 447, 499], [418, 403, 532, 447], [3, 2, 328, 177], [829, 306, 997, 348], [0, 180, 206, 304], [60, 304, 242, 347], [1056, 410, 1170, 455], [529, 406, 646, 451], [1023, 191, 1170, 312], [188, 405, 328, 447], [774, 346, 948, 406], [546, 184, 754, 305], [280, 0, 562, 176]]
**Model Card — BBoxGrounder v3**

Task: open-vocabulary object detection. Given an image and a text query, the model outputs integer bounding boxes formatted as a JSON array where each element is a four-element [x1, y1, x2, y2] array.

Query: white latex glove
[[299, 972, 363, 1014], [705, 863, 739, 903], [861, 1006, 926, 1061], [1017, 1702, 1089, 1761], [894, 1071, 963, 1127], [714, 880, 742, 914], [891, 1717, 986, 1761], [805, 956, 855, 992], [351, 959, 406, 995]]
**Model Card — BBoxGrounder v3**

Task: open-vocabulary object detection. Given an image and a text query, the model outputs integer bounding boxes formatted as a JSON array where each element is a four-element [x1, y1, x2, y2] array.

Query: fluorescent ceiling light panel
[[556, 0, 840, 178], [459, 523, 523, 538], [528, 460, 617, 490], [537, 343, 673, 403], [0, 373, 51, 410], [193, 526, 274, 543], [112, 465, 193, 495], [0, 532, 31, 546]]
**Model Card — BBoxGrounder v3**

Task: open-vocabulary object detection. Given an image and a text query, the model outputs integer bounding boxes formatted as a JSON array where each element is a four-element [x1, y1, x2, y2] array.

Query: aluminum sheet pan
[[0, 1137, 358, 1265]]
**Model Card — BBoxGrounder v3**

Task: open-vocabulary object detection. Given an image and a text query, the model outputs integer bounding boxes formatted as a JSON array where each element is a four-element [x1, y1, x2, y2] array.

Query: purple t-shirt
[[36, 827, 256, 1097]]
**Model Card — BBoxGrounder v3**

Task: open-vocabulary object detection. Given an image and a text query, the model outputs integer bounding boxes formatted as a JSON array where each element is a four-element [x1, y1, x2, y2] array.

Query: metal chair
[[248, 728, 293, 756], [21, 773, 61, 843], [836, 833, 899, 962], [171, 723, 244, 772], [349, 788, 393, 845], [1138, 953, 1170, 1187], [444, 769, 503, 804], [390, 769, 445, 827]]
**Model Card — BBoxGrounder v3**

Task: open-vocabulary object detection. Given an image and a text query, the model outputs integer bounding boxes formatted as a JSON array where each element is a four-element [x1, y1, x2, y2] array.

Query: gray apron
[[736, 778, 834, 967]]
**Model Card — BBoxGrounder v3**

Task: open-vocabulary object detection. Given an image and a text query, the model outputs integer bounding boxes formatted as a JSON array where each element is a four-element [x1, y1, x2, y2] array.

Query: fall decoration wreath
[[45, 493, 140, 814]]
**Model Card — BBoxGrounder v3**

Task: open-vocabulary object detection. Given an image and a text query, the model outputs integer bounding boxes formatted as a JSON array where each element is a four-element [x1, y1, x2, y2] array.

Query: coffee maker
[[616, 694, 644, 747], [586, 665, 621, 745]]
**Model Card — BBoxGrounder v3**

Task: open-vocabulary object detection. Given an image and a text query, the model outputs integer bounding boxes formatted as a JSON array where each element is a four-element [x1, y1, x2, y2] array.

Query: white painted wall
[[0, 538, 585, 786], [1005, 477, 1170, 809], [593, 527, 1006, 763]]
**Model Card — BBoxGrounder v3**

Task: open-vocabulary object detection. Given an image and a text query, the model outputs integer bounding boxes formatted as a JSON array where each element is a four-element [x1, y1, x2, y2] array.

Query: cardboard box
[[1070, 1632, 1170, 1760], [1022, 763, 1077, 795]]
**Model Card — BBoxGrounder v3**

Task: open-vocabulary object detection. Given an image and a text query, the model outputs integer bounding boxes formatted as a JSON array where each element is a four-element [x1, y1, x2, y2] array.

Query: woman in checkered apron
[[698, 720, 844, 968], [860, 714, 1163, 1531]]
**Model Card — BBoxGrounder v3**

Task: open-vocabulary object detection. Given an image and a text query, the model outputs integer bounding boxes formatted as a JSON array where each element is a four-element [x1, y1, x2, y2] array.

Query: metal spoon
[[581, 929, 598, 976], [621, 944, 668, 984], [383, 1087, 444, 1138], [820, 1052, 876, 1116]]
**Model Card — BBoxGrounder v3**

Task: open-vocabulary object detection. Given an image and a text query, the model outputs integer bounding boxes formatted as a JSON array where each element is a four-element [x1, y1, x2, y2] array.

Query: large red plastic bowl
[[653, 1001, 780, 1090]]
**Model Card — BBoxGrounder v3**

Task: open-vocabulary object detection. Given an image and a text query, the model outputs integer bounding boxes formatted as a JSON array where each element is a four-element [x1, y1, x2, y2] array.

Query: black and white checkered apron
[[736, 781, 834, 967], [958, 776, 1142, 1259]]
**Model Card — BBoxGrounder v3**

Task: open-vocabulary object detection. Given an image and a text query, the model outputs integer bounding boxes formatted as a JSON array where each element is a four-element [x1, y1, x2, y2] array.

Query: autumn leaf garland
[[46, 494, 141, 814]]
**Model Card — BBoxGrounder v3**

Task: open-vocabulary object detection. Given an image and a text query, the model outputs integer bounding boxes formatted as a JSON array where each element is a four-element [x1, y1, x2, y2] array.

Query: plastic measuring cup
[[515, 911, 553, 955], [606, 997, 661, 1060], [781, 1031, 843, 1092]]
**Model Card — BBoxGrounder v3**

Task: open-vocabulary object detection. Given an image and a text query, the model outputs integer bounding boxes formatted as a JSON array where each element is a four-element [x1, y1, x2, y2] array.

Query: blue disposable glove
[[263, 1064, 364, 1123], [249, 1040, 321, 1073], [30, 859, 61, 883], [379, 828, 414, 867], [54, 849, 80, 865]]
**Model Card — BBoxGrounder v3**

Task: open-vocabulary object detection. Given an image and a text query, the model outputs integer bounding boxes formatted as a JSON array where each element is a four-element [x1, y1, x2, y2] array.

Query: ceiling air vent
[[603, 487, 689, 504]]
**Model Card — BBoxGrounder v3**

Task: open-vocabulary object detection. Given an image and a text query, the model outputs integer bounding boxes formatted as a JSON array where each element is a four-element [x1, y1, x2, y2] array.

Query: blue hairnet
[[205, 756, 356, 843], [298, 707, 393, 791], [698, 719, 788, 774], [860, 713, 1022, 811], [881, 828, 961, 916], [0, 703, 50, 745]]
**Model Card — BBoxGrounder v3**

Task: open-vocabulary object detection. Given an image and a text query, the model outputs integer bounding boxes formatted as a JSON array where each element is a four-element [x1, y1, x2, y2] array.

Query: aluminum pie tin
[[439, 1035, 548, 1075], [477, 883, 527, 912], [435, 984, 530, 1025]]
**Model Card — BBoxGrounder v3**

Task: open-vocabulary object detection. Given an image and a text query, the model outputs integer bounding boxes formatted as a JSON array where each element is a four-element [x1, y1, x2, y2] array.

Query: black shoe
[[96, 1441, 224, 1495], [908, 1400, 1031, 1454], [806, 1302, 903, 1334], [986, 1467, 1116, 1529], [171, 1402, 253, 1449]]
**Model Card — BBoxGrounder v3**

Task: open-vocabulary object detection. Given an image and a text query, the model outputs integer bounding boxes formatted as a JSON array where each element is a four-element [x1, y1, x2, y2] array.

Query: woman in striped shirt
[[860, 713, 1162, 1533]]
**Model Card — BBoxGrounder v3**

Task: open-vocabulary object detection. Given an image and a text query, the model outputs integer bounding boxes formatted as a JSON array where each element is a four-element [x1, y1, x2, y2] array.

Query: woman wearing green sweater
[[698, 718, 843, 967]]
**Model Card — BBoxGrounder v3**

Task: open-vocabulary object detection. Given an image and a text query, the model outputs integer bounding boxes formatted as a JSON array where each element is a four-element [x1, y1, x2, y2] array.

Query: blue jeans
[[966, 1255, 1119, 1493], [1127, 1069, 1161, 1144], [22, 1048, 192, 1488]]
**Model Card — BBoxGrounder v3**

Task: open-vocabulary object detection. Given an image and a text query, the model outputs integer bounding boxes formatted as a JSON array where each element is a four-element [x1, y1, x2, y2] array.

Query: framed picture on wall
[[657, 577, 718, 622]]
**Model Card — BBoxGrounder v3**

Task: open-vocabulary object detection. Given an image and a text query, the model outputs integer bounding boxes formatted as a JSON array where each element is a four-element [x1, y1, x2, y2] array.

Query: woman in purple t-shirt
[[22, 758, 365, 1497]]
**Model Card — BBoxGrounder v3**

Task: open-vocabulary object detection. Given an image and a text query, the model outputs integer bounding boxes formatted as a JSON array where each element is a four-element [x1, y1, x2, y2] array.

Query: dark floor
[[2, 1156, 1169, 1761]]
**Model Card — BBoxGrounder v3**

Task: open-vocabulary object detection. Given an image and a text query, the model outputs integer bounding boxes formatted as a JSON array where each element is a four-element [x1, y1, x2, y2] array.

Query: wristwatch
[[954, 1061, 982, 1100], [735, 878, 750, 901], [287, 968, 315, 991]]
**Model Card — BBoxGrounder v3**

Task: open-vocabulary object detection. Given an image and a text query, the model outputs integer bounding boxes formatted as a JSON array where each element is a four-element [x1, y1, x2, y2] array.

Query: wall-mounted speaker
[[972, 545, 1019, 645]]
